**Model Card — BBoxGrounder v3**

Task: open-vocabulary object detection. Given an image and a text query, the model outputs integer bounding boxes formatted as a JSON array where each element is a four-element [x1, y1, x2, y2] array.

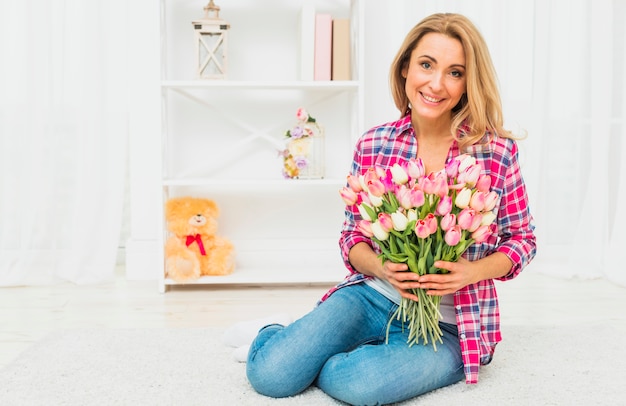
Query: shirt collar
[[394, 114, 414, 139]]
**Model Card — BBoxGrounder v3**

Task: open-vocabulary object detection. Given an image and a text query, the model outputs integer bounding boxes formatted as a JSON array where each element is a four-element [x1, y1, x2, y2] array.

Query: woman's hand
[[416, 257, 476, 296], [380, 261, 421, 301], [417, 252, 513, 296]]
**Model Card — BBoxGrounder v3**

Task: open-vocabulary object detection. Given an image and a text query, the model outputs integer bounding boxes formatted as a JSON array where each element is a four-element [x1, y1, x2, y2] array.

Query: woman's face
[[402, 32, 467, 123]]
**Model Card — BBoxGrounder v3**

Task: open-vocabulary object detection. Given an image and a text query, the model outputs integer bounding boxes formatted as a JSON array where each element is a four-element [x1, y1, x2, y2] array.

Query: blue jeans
[[246, 283, 465, 405]]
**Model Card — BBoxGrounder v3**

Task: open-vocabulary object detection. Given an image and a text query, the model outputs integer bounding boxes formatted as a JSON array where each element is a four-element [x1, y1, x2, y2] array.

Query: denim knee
[[246, 325, 311, 398]]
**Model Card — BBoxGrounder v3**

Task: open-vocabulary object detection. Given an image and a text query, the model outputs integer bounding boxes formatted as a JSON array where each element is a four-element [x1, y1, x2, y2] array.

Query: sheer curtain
[[0, 0, 128, 285], [378, 1, 626, 286], [530, 0, 625, 286]]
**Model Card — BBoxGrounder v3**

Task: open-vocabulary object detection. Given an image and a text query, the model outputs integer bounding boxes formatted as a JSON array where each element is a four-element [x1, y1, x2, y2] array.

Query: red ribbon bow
[[185, 234, 206, 256]]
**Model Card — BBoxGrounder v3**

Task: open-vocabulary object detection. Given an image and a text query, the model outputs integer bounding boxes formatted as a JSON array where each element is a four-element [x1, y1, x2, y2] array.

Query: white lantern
[[192, 1, 230, 79]]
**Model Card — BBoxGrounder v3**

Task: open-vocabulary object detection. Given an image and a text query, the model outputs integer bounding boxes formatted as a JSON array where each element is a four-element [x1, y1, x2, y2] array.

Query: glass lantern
[[192, 1, 230, 79]]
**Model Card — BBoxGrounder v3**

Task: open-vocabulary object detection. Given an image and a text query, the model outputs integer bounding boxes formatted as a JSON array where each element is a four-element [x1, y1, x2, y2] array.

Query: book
[[331, 18, 351, 81], [299, 5, 315, 81], [314, 13, 332, 81]]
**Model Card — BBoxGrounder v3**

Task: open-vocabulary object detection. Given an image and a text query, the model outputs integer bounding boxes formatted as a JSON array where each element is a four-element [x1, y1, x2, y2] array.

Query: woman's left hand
[[415, 257, 477, 296]]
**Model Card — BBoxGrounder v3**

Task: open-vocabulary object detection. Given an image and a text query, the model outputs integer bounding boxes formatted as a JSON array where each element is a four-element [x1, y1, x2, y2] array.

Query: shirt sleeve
[[493, 140, 537, 280], [338, 136, 376, 274]]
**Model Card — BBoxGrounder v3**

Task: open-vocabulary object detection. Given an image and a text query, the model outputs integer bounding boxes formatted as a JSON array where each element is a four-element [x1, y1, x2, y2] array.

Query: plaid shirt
[[320, 114, 537, 384]]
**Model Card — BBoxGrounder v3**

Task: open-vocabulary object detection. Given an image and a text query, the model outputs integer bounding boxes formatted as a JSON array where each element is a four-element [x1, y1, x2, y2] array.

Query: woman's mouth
[[421, 93, 443, 103]]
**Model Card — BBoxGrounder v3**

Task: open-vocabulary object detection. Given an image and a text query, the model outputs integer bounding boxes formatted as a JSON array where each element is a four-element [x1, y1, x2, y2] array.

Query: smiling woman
[[244, 12, 536, 405]]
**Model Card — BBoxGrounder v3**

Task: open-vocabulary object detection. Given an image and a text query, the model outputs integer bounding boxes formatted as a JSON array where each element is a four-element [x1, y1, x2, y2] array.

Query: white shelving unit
[[158, 0, 364, 292]]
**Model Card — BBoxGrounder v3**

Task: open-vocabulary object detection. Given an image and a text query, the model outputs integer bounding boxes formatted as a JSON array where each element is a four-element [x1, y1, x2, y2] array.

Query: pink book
[[314, 13, 332, 81]]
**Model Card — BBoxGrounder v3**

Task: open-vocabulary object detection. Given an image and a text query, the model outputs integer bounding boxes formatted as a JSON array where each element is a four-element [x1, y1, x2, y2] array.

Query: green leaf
[[396, 238, 406, 252], [388, 192, 400, 212], [389, 235, 399, 254], [362, 204, 377, 222], [404, 220, 417, 236]]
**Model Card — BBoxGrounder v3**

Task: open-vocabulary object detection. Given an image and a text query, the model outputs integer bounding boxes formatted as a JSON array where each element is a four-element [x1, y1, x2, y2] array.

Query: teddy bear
[[164, 196, 235, 281]]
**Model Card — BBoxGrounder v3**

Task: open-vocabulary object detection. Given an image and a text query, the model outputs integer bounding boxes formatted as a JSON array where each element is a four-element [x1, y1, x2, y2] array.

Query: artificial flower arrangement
[[339, 154, 498, 349], [279, 108, 324, 179]]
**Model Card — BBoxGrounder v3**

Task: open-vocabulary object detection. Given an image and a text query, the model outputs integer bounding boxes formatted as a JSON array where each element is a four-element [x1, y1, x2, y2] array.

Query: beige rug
[[0, 324, 624, 405]]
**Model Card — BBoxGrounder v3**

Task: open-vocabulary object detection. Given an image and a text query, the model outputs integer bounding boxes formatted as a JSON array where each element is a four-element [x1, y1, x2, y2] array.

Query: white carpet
[[1, 324, 624, 406]]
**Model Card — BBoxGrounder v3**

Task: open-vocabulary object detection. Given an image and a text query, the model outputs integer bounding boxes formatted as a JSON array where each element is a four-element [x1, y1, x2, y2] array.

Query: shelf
[[158, 241, 347, 292], [162, 80, 360, 91], [158, 0, 364, 290], [162, 266, 344, 288], [163, 177, 346, 187]]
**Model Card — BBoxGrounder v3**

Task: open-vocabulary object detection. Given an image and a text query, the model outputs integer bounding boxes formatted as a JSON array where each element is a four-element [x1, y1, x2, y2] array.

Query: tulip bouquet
[[339, 154, 498, 349]]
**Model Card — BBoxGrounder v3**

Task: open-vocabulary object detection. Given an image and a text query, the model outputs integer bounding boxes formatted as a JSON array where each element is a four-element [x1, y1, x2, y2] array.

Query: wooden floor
[[2, 265, 626, 369]]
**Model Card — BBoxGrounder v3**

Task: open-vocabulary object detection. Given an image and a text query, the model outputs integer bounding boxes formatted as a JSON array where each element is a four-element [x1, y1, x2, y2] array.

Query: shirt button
[[456, 305, 461, 310], [460, 333, 466, 339]]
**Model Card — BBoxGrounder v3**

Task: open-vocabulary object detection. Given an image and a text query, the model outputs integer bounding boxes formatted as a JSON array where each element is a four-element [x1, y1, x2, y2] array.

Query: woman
[[245, 13, 536, 405]]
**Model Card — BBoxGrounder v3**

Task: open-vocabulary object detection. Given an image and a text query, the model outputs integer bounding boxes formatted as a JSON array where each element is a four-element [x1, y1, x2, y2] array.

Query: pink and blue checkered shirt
[[321, 114, 537, 384]]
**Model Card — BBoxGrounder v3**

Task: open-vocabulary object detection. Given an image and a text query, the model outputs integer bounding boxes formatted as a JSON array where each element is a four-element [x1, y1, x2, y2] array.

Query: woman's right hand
[[348, 242, 421, 301], [380, 261, 421, 301]]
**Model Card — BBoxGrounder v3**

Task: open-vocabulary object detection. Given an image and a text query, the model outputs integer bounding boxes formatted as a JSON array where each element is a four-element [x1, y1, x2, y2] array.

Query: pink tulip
[[444, 225, 462, 246], [390, 163, 409, 185], [407, 158, 425, 179], [396, 185, 412, 210], [340, 187, 358, 206], [347, 174, 363, 192], [378, 213, 393, 232], [484, 191, 499, 211], [357, 220, 374, 237], [363, 168, 378, 190], [360, 192, 371, 206], [457, 208, 475, 230], [424, 213, 438, 234], [436, 195, 453, 216], [440, 213, 456, 231], [367, 179, 385, 197], [463, 164, 481, 187], [410, 187, 425, 208], [476, 174, 491, 193], [469, 212, 483, 232], [472, 224, 493, 244], [432, 172, 449, 197], [421, 176, 436, 195], [397, 185, 424, 210], [469, 191, 486, 211], [445, 159, 460, 179], [375, 166, 387, 180], [415, 219, 432, 239]]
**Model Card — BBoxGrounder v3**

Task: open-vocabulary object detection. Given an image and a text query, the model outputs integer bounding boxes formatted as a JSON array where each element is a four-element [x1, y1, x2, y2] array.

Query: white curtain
[[0, 0, 128, 285], [393, 0, 626, 286]]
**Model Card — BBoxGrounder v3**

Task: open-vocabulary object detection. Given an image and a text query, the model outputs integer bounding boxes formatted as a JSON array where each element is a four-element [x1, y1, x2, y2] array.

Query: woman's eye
[[420, 62, 431, 69], [450, 70, 463, 78]]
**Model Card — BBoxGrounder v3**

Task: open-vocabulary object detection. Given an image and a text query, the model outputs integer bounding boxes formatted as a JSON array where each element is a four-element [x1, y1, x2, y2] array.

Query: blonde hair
[[389, 13, 515, 149]]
